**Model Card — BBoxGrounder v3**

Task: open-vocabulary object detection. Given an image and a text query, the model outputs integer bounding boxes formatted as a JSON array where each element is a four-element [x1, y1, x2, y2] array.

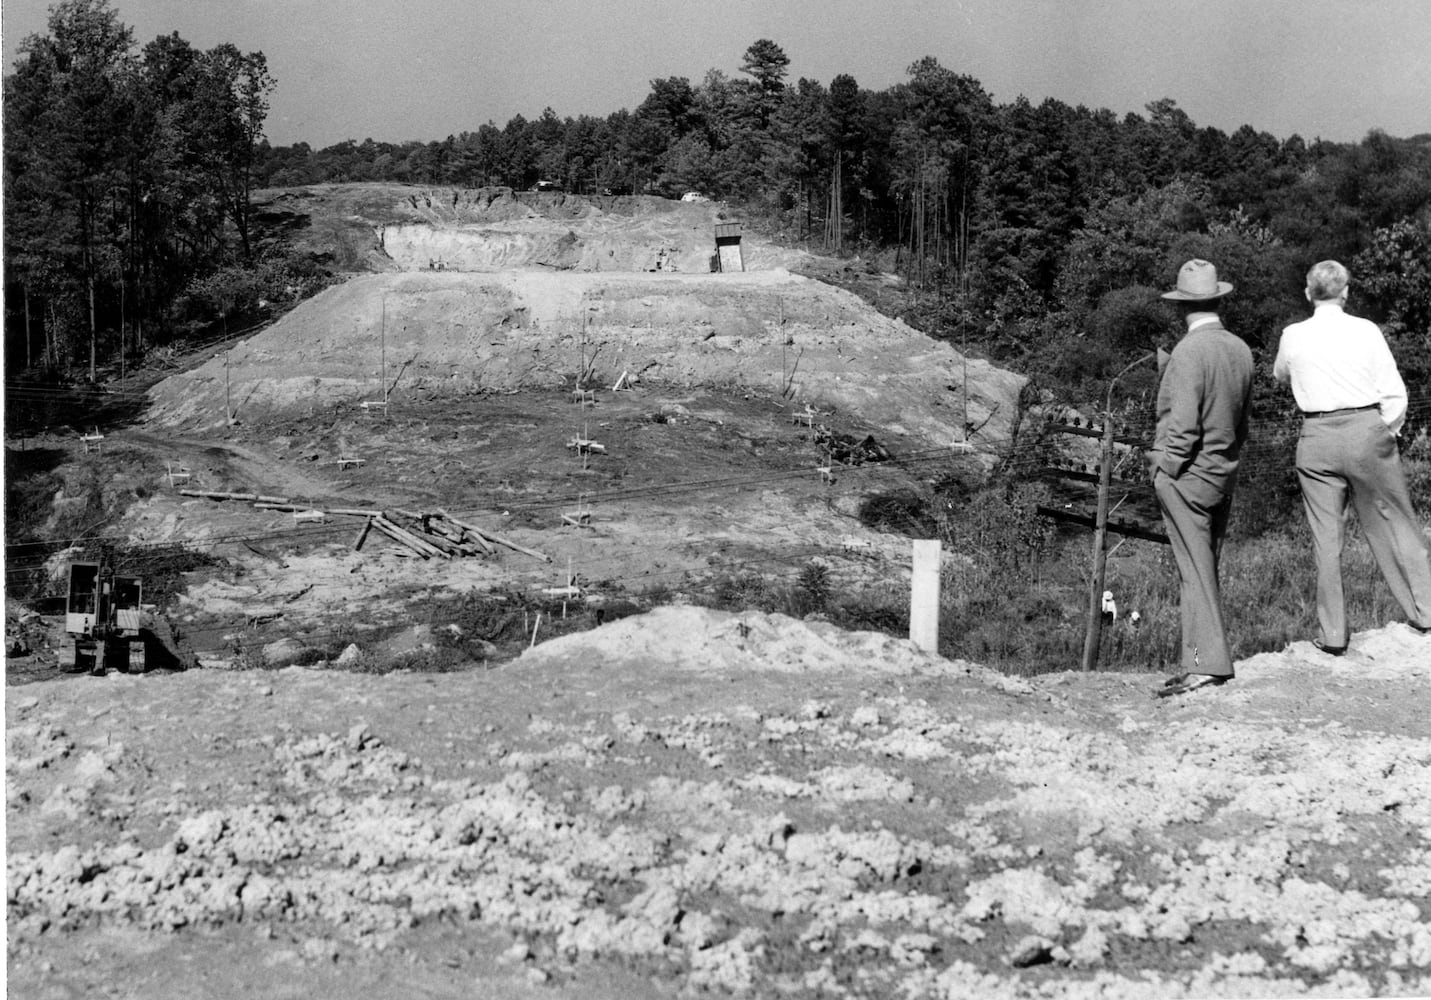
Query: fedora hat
[[1161, 259, 1233, 301]]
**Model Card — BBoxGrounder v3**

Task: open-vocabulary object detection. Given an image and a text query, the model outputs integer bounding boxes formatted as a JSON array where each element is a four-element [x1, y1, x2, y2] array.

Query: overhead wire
[[12, 356, 1431, 660], [11, 389, 1429, 571]]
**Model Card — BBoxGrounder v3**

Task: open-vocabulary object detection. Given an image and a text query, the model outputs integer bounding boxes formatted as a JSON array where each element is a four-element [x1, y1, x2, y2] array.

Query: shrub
[[859, 489, 939, 538], [796, 561, 831, 612], [710, 573, 775, 612]]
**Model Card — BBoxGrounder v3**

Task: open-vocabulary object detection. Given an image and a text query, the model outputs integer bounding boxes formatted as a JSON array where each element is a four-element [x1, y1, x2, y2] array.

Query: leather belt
[[1303, 404, 1379, 419]]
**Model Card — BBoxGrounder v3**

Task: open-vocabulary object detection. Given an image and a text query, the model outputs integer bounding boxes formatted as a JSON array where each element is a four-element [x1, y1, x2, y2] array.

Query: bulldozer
[[59, 560, 148, 674]]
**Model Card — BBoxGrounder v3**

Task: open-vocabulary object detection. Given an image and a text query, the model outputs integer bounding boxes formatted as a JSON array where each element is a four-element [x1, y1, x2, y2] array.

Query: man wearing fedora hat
[[1273, 259, 1431, 655], [1148, 259, 1255, 697]]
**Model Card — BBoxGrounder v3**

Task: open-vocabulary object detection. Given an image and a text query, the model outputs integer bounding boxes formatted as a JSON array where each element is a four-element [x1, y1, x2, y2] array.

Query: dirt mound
[[518, 604, 984, 677], [143, 269, 1024, 464], [7, 607, 1430, 998]]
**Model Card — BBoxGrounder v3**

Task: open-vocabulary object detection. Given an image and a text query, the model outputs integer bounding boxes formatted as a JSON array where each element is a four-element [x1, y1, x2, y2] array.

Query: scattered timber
[[181, 489, 288, 504], [371, 516, 449, 560], [434, 508, 496, 555], [184, 490, 552, 561], [470, 525, 552, 563]]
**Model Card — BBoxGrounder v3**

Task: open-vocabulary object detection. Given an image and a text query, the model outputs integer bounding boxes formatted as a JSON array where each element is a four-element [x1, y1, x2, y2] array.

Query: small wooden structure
[[566, 436, 606, 455], [165, 462, 192, 488], [714, 223, 744, 273]]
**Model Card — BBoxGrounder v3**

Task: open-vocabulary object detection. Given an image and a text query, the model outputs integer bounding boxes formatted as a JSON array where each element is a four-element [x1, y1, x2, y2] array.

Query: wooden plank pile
[[179, 489, 550, 562]]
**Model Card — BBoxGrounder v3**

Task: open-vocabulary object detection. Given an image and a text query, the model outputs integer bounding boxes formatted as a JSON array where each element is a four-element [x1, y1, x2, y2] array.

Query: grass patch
[[689, 465, 1431, 678]]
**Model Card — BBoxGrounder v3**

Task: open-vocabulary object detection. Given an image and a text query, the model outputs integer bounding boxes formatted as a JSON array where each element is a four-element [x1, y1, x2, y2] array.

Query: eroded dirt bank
[[7, 608, 1430, 999], [142, 269, 1022, 463]]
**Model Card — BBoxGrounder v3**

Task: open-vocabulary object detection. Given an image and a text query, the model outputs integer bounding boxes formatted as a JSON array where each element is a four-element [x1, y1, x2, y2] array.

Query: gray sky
[[3, 0, 1428, 148]]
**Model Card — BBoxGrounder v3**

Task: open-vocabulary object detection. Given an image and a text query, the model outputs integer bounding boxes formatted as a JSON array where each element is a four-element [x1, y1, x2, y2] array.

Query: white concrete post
[[910, 539, 941, 653]]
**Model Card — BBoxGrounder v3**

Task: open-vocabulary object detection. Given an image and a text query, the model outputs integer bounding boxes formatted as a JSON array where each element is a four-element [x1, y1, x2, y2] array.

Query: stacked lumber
[[364, 510, 551, 562], [180, 490, 551, 563]]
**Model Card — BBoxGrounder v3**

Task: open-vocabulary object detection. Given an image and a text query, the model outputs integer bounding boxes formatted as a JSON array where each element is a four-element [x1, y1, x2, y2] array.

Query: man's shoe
[[1409, 622, 1431, 634], [1312, 638, 1347, 656], [1155, 673, 1228, 698]]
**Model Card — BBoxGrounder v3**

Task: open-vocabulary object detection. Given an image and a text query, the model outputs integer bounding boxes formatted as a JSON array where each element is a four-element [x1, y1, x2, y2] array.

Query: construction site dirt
[[6, 186, 1430, 999]]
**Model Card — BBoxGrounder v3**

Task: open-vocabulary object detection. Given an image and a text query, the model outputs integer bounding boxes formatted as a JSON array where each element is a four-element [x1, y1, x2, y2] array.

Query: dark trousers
[[1296, 410, 1431, 644], [1155, 472, 1236, 676]]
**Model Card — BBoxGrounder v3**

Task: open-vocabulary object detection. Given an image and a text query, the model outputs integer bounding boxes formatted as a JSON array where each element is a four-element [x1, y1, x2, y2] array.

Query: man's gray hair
[[1306, 260, 1349, 302]]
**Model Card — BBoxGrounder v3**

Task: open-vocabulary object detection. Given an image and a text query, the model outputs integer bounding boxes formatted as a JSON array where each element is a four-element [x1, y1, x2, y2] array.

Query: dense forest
[[5, 0, 1430, 416]]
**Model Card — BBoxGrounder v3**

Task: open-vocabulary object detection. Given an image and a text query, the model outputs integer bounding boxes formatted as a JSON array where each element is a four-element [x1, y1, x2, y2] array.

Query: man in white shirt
[[1273, 259, 1431, 654]]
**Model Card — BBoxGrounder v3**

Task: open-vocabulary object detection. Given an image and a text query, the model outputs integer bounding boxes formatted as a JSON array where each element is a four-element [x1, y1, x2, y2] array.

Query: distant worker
[[1273, 259, 1431, 655], [1148, 260, 1255, 698]]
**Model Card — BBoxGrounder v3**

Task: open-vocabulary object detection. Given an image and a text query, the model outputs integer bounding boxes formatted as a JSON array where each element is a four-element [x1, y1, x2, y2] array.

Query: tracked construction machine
[[59, 560, 148, 674]]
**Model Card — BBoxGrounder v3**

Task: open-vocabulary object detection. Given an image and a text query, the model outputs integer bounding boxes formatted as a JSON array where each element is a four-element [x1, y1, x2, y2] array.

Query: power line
[[8, 392, 1423, 568]]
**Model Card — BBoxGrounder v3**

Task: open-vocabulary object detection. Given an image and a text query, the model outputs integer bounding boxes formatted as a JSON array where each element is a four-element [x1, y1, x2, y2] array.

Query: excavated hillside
[[16, 184, 1029, 672], [151, 185, 1022, 450], [9, 185, 1430, 1000], [143, 268, 1021, 451]]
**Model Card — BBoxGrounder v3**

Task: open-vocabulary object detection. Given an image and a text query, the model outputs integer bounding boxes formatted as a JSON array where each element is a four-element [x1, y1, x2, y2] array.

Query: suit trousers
[[1295, 410, 1431, 644], [1154, 471, 1236, 677]]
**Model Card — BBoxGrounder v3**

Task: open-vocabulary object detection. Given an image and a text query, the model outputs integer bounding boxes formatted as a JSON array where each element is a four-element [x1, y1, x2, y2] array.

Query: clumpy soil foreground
[[7, 607, 1430, 999]]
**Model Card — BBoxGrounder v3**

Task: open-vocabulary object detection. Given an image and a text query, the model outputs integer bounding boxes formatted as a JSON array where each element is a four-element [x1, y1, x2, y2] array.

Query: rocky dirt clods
[[7, 608, 1431, 999]]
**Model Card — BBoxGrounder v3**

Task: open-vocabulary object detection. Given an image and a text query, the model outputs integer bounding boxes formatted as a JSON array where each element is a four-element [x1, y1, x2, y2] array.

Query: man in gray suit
[[1148, 260, 1255, 697], [1273, 259, 1431, 654]]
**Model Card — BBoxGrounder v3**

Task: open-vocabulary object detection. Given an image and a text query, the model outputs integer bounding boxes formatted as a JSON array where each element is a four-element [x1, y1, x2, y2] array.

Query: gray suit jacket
[[1149, 322, 1254, 495]]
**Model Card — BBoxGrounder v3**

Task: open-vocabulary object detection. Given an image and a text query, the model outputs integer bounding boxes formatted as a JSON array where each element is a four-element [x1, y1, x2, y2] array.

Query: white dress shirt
[[1273, 302, 1408, 434]]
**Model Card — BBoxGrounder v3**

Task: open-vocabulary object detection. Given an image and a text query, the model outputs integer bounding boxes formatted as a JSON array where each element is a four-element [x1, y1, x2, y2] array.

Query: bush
[[858, 489, 939, 538], [1402, 433, 1431, 514], [710, 573, 775, 612], [796, 561, 831, 612]]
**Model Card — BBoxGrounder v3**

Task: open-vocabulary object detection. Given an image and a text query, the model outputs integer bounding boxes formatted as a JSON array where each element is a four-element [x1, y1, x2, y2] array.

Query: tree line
[[248, 42, 1431, 406], [6, 4, 1430, 415], [4, 0, 282, 379]]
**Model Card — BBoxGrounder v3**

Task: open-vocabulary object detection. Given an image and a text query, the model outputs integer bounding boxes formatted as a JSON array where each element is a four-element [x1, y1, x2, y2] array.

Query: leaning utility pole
[[1079, 417, 1118, 672], [1078, 352, 1158, 671]]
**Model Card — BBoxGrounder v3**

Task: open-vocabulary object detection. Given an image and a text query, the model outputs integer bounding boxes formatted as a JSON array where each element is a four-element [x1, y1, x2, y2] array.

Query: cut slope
[[145, 268, 1024, 460]]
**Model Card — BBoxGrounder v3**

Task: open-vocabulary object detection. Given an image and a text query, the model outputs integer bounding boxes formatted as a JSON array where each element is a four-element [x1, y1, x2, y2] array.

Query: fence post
[[910, 539, 941, 653], [1080, 418, 1116, 671]]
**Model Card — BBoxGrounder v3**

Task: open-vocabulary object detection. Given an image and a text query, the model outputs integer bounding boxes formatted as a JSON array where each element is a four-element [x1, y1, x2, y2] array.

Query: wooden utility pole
[[24, 287, 32, 369], [1079, 417, 1117, 672], [1080, 352, 1158, 671]]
